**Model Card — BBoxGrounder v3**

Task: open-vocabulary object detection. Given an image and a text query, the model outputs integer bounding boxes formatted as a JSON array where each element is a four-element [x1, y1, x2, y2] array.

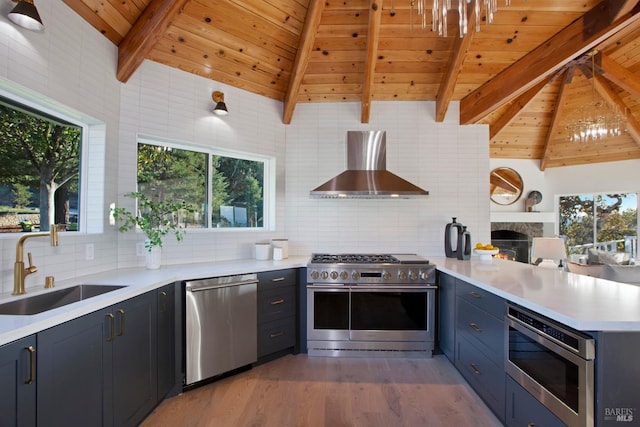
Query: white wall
[[284, 102, 491, 257], [0, 0, 120, 294]]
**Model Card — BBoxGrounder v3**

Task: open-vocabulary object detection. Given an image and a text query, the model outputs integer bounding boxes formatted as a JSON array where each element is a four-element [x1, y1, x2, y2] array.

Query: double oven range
[[306, 253, 437, 357]]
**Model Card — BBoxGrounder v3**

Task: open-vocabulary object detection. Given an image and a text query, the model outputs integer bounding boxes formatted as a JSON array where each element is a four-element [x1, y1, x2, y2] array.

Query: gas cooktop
[[309, 253, 430, 265]]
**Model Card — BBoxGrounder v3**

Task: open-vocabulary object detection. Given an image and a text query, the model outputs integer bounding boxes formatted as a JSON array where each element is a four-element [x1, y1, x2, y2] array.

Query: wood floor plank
[[141, 354, 503, 427]]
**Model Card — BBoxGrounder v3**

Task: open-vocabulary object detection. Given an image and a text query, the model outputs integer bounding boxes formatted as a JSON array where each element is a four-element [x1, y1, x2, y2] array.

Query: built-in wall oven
[[307, 253, 436, 357], [505, 303, 596, 427]]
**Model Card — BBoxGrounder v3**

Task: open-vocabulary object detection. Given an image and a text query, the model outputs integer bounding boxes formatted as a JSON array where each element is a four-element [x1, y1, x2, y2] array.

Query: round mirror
[[490, 167, 523, 205]]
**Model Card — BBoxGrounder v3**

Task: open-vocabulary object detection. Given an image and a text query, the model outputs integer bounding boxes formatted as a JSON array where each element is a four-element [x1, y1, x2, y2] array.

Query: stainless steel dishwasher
[[185, 273, 258, 386]]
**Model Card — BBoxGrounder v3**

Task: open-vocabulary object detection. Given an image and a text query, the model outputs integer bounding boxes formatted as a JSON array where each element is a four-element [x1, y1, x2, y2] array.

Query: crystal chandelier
[[565, 53, 627, 143], [409, 0, 510, 36]]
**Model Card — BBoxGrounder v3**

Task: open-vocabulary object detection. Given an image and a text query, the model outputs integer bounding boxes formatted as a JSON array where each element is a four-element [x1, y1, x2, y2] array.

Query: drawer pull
[[270, 331, 284, 338], [470, 363, 481, 375], [25, 345, 36, 385], [527, 424, 536, 427], [468, 322, 482, 333], [271, 277, 286, 282], [469, 291, 482, 299], [270, 299, 285, 305]]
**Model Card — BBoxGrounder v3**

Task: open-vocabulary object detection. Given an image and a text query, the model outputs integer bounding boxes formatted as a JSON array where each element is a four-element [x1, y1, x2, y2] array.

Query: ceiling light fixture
[[8, 0, 44, 32], [409, 0, 509, 36], [212, 91, 228, 116], [565, 51, 627, 143]]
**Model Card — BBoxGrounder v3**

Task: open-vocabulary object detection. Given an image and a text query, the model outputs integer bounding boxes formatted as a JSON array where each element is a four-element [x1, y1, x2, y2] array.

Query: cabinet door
[[437, 272, 456, 361], [112, 292, 158, 427], [505, 375, 566, 427], [157, 283, 178, 400], [0, 335, 36, 427], [38, 308, 112, 427]]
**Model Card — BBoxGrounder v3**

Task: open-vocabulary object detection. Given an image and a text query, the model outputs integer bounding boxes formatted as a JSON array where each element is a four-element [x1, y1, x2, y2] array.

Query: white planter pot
[[145, 243, 162, 269]]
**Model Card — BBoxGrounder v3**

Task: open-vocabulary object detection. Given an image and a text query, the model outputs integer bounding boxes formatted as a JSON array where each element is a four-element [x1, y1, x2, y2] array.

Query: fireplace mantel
[[491, 212, 555, 223]]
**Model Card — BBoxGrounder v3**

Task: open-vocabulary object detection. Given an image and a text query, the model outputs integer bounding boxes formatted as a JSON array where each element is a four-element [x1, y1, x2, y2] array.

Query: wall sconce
[[212, 91, 228, 116], [8, 0, 44, 31]]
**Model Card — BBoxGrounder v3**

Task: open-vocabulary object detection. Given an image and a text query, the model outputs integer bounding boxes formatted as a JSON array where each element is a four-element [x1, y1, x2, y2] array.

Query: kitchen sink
[[0, 284, 126, 315]]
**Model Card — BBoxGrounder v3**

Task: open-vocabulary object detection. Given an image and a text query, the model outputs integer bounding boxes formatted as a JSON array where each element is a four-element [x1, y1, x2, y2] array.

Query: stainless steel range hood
[[310, 130, 428, 199]]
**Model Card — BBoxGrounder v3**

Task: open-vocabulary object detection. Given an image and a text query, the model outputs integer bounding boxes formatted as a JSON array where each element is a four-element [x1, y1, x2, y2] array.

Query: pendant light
[[8, 0, 44, 32]]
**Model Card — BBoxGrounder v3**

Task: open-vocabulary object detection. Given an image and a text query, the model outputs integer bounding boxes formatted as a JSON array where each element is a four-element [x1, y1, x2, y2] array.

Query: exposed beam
[[282, 0, 325, 125], [117, 0, 190, 83], [489, 76, 552, 140], [593, 73, 640, 147], [361, 0, 383, 123], [540, 70, 572, 171], [460, 0, 640, 125], [599, 52, 640, 97], [435, 4, 475, 123]]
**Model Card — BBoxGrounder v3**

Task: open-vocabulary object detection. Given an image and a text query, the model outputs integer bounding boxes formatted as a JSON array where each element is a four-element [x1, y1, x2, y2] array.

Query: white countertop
[[0, 257, 308, 346], [2, 255, 640, 347], [434, 256, 640, 332]]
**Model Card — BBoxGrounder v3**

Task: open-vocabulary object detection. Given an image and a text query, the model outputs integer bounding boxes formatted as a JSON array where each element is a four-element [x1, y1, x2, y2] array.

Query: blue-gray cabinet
[[257, 269, 297, 360], [437, 271, 456, 362], [505, 376, 566, 427], [0, 335, 36, 427], [38, 291, 158, 427], [157, 282, 180, 401]]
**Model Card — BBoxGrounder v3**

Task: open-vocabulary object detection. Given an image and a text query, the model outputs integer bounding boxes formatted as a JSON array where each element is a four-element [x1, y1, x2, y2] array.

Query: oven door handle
[[350, 286, 436, 291], [306, 284, 347, 289]]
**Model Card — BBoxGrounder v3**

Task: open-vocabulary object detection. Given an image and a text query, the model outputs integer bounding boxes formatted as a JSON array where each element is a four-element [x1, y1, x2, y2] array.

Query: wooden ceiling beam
[[435, 4, 475, 123], [593, 73, 640, 147], [116, 0, 191, 83], [540, 70, 572, 171], [598, 52, 640, 97], [361, 1, 383, 124], [489, 76, 552, 140], [460, 0, 640, 125], [282, 0, 325, 125]]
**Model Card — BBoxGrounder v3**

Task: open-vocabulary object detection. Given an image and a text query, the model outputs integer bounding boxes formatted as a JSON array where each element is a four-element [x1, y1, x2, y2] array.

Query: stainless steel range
[[306, 253, 437, 357]]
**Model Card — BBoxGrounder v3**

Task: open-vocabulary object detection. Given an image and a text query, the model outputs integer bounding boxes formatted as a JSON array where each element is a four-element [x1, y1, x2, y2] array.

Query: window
[[0, 96, 82, 233], [559, 193, 638, 256], [137, 136, 272, 230]]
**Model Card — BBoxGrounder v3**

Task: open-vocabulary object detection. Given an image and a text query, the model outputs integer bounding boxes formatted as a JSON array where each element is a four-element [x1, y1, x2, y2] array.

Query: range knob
[[420, 270, 431, 281], [321, 271, 329, 280], [398, 270, 407, 280], [330, 271, 339, 280], [310, 270, 319, 280], [382, 270, 391, 281], [340, 271, 348, 280], [352, 271, 361, 281], [409, 270, 418, 280]]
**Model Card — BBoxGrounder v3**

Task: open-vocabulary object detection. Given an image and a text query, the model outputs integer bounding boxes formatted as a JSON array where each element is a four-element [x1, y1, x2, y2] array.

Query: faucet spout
[[13, 225, 59, 295]]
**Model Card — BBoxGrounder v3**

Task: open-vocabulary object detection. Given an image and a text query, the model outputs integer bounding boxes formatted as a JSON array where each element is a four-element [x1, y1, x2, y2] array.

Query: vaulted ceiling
[[63, 0, 640, 169]]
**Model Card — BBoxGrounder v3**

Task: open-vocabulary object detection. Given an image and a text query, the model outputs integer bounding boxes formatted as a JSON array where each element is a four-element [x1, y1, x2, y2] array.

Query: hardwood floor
[[142, 354, 502, 427]]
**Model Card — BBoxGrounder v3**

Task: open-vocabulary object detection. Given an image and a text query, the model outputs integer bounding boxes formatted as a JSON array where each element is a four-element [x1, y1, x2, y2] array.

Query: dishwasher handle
[[186, 275, 259, 292]]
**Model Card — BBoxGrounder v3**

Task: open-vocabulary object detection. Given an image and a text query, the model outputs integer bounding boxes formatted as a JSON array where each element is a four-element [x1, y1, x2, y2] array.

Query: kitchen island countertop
[[433, 256, 640, 332]]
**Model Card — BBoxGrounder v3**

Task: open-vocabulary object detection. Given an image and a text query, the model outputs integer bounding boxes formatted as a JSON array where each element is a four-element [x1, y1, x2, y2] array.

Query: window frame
[[136, 134, 275, 232]]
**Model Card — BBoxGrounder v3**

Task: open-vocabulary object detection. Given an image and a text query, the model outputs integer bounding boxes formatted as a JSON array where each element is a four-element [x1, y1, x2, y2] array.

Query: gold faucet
[[13, 224, 59, 295]]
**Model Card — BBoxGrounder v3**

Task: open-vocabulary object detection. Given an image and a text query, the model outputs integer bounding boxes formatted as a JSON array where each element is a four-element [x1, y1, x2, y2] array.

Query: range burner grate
[[311, 253, 400, 264]]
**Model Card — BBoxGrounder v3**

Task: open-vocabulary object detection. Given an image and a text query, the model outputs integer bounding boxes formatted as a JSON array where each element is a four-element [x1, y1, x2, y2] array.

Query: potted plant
[[112, 192, 194, 268]]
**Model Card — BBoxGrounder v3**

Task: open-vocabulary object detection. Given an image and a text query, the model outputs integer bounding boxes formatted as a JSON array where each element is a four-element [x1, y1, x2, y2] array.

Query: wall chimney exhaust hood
[[310, 131, 428, 199]]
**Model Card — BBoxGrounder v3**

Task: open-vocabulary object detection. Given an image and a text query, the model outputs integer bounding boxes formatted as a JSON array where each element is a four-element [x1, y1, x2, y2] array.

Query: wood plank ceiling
[[63, 0, 640, 169]]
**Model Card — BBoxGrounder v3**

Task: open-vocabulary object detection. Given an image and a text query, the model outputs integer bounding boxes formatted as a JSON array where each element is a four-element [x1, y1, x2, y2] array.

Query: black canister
[[457, 226, 472, 260], [444, 217, 464, 258]]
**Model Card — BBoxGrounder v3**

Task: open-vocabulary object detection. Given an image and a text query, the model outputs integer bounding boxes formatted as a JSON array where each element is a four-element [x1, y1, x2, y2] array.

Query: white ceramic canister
[[271, 238, 288, 259], [273, 247, 283, 261], [255, 242, 271, 260]]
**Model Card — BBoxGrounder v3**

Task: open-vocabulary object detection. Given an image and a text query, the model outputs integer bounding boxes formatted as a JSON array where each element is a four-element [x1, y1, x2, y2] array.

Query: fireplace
[[491, 230, 531, 263]]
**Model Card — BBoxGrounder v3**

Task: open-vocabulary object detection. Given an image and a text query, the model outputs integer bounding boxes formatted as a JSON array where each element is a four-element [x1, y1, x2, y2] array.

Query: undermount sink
[[0, 284, 126, 315]]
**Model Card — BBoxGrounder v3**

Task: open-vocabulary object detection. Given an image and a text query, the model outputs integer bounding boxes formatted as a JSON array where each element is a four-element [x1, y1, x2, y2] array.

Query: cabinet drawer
[[456, 298, 504, 364], [258, 286, 295, 323], [505, 375, 565, 427], [456, 280, 505, 318], [258, 269, 297, 290], [258, 317, 295, 357], [456, 335, 505, 421]]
